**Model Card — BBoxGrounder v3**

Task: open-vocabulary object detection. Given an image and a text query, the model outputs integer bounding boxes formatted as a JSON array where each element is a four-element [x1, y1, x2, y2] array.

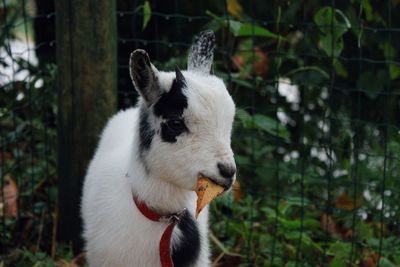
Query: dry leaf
[[362, 256, 376, 267], [231, 47, 270, 77], [253, 47, 270, 77], [232, 180, 242, 202], [335, 192, 362, 210], [227, 0, 243, 19], [195, 177, 224, 218], [0, 174, 18, 218], [0, 152, 13, 161], [320, 213, 339, 237]]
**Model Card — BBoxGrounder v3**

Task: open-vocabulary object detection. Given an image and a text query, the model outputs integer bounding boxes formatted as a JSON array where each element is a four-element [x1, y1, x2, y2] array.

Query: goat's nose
[[217, 162, 236, 179]]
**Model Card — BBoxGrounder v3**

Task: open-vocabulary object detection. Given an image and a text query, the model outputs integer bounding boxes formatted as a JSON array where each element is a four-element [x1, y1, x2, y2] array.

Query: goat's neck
[[128, 149, 193, 215]]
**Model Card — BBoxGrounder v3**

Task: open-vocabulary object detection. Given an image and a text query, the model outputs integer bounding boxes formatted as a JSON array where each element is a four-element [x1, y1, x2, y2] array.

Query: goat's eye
[[166, 119, 186, 132]]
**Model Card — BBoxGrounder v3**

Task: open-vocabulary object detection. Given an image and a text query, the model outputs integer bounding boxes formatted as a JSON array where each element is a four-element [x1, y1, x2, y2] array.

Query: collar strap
[[132, 192, 187, 267], [132, 193, 187, 223]]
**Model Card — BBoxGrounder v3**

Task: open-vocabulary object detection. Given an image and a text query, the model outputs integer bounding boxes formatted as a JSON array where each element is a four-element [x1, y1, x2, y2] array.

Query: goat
[[81, 30, 236, 267]]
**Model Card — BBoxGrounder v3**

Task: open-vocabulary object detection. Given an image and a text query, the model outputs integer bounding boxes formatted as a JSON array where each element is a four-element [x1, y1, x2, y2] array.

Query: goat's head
[[129, 30, 236, 191]]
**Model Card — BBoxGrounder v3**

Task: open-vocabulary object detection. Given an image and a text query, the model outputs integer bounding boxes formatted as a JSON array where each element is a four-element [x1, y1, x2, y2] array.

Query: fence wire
[[1, 0, 400, 266]]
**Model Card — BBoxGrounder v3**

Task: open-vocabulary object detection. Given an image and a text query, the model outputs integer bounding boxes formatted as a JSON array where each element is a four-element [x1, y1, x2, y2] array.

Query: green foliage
[[314, 7, 351, 57], [204, 0, 400, 265], [2, 0, 400, 266], [207, 11, 286, 40], [135, 0, 152, 30], [1, 244, 80, 267]]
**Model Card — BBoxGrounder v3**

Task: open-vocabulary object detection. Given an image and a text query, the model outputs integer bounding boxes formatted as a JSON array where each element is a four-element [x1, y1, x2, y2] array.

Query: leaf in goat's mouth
[[195, 176, 224, 218]]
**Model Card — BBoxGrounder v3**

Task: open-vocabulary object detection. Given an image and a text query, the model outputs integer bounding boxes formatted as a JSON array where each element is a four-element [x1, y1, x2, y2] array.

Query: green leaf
[[357, 70, 389, 98], [284, 231, 302, 239], [314, 7, 350, 36], [380, 257, 397, 267], [328, 242, 352, 267], [319, 30, 344, 57], [253, 114, 289, 139], [314, 7, 350, 57], [235, 154, 251, 165], [355, 220, 373, 241], [235, 108, 252, 127], [389, 64, 400, 80], [206, 10, 286, 40], [361, 0, 374, 21], [393, 254, 400, 264], [261, 206, 278, 217], [135, 1, 152, 30], [234, 23, 283, 39], [333, 59, 348, 77], [142, 1, 151, 30]]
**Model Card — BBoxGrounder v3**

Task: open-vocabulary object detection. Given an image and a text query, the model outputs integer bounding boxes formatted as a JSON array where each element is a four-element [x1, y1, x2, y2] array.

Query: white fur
[[82, 30, 236, 266], [81, 67, 236, 266]]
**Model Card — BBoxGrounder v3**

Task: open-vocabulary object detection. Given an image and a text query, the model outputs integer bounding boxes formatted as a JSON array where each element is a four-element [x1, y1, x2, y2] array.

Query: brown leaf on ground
[[227, 0, 243, 20], [0, 151, 13, 161], [231, 55, 244, 71], [320, 213, 339, 237], [232, 180, 242, 202], [231, 47, 270, 77], [253, 47, 270, 77], [0, 174, 18, 218], [340, 228, 353, 240], [335, 192, 362, 210], [216, 255, 242, 267], [362, 256, 376, 267], [56, 253, 86, 267]]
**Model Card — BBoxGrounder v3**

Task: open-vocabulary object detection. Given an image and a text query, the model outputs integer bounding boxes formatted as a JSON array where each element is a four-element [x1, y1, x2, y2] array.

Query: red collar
[[132, 193, 186, 267]]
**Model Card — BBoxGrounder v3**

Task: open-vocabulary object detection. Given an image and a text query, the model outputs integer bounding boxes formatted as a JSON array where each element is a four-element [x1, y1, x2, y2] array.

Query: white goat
[[81, 30, 236, 267]]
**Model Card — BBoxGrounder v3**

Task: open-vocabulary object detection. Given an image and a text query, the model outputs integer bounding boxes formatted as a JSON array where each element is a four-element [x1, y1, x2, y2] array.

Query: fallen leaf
[[231, 55, 244, 70], [320, 213, 339, 237], [362, 256, 376, 267], [232, 180, 242, 202], [0, 174, 18, 218], [0, 152, 13, 161], [340, 229, 353, 240], [227, 0, 243, 20], [253, 47, 269, 77], [231, 46, 270, 77], [335, 192, 361, 210]]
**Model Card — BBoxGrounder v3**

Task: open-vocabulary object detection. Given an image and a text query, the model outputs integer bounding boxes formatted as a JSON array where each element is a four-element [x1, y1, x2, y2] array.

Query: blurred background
[[1, 0, 400, 266]]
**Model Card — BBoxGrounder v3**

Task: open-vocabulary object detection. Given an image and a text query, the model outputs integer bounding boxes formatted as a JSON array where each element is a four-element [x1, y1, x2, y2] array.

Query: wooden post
[[55, 0, 117, 252]]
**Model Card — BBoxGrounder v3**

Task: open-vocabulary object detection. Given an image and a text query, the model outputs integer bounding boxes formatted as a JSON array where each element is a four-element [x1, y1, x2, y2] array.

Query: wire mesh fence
[[1, 0, 400, 266]]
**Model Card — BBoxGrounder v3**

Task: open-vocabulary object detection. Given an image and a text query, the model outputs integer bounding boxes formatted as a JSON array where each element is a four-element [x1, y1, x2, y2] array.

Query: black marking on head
[[172, 212, 200, 267], [188, 30, 215, 74], [153, 67, 188, 118], [138, 107, 155, 158], [153, 67, 188, 143], [160, 118, 187, 143]]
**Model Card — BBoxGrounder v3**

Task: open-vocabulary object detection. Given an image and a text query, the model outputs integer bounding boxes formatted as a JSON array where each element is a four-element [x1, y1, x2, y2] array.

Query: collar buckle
[[160, 208, 187, 223]]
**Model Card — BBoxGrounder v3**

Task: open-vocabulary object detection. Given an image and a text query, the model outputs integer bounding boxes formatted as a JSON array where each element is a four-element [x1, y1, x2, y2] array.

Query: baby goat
[[81, 30, 236, 267]]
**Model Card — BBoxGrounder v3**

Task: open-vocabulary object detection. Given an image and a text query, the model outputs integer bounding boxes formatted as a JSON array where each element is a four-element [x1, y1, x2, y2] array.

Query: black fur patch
[[153, 78, 187, 118], [138, 108, 155, 155], [159, 122, 179, 143], [153, 77, 188, 143], [172, 212, 200, 267]]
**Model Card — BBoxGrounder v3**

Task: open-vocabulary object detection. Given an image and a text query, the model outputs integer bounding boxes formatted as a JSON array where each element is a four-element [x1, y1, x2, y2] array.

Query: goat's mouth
[[198, 173, 232, 191]]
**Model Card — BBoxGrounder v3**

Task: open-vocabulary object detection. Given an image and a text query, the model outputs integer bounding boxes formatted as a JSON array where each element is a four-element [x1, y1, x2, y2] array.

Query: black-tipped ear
[[175, 65, 186, 84], [129, 49, 161, 105], [188, 30, 215, 74]]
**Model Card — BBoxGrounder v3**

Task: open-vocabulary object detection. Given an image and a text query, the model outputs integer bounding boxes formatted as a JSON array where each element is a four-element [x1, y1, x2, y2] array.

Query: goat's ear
[[187, 30, 215, 74], [175, 65, 186, 84], [129, 49, 161, 105]]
